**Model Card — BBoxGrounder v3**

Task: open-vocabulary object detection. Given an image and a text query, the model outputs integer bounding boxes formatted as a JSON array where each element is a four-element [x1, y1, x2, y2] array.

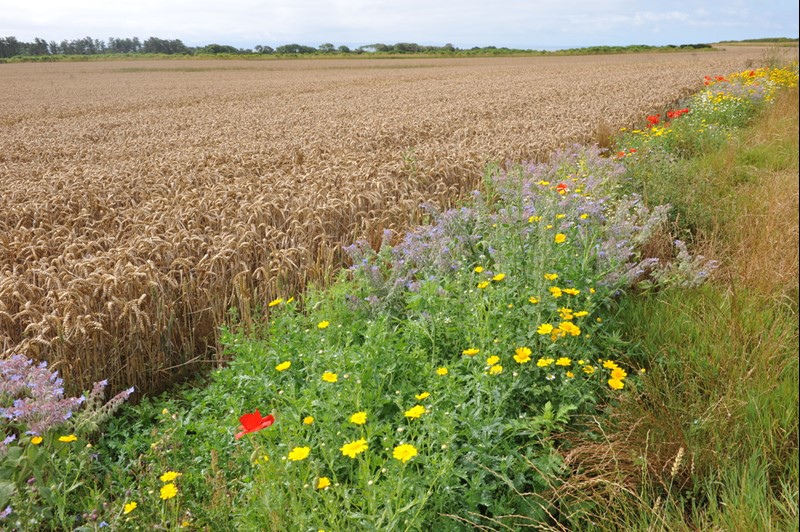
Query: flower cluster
[[1, 354, 134, 447]]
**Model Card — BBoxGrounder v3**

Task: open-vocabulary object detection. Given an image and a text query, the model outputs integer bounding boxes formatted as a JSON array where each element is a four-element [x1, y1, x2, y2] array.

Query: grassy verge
[[553, 84, 798, 530], [1, 64, 797, 530]]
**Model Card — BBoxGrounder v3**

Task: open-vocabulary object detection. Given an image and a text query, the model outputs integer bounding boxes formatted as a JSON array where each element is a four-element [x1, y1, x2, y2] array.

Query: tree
[[0, 36, 21, 58], [393, 42, 420, 53], [337, 45, 351, 54], [142, 37, 189, 54], [29, 37, 49, 55], [199, 43, 240, 54], [255, 45, 274, 54], [318, 42, 335, 53], [275, 43, 316, 54]]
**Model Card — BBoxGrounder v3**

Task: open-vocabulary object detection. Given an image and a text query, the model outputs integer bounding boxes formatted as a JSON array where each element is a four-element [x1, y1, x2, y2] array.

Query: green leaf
[[0, 480, 16, 508]]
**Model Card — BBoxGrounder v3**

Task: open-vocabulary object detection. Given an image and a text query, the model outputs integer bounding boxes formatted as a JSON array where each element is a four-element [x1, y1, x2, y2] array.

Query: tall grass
[[556, 85, 798, 530]]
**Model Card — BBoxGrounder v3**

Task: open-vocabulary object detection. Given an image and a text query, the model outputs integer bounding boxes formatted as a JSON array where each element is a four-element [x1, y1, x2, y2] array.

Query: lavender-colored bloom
[[0, 506, 11, 519], [1, 355, 134, 437]]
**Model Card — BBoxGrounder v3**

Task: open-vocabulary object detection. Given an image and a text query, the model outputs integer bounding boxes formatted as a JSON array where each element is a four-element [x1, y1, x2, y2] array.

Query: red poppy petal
[[239, 410, 262, 431], [258, 415, 275, 429]]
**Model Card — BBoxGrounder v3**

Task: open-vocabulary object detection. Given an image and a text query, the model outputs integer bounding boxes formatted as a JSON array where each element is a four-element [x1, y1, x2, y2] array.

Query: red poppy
[[556, 183, 569, 194], [629, 148, 637, 153], [235, 410, 275, 439], [646, 114, 660, 126], [616, 151, 626, 159]]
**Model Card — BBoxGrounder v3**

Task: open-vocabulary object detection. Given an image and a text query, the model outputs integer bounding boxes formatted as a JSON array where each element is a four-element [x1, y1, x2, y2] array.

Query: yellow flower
[[554, 233, 567, 244], [303, 416, 315, 425], [573, 310, 589, 318], [477, 281, 490, 289], [30, 436, 43, 445], [536, 323, 554, 335], [611, 367, 628, 380], [254, 454, 269, 464], [580, 213, 589, 219], [340, 438, 368, 458], [528, 215, 542, 223], [528, 296, 539, 304], [288, 446, 311, 461], [537, 180, 550, 186], [558, 321, 581, 336], [349, 411, 367, 425], [549, 286, 563, 298], [462, 348, 480, 356], [317, 476, 331, 489], [559, 307, 574, 320], [123, 501, 138, 514], [537, 357, 555, 367], [608, 378, 625, 390], [513, 346, 532, 364], [555, 357, 572, 366], [404, 405, 426, 419], [317, 320, 330, 329], [58, 434, 77, 443], [602, 360, 619, 370], [589, 287, 596, 294], [436, 367, 449, 376], [556, 213, 566, 219], [159, 471, 182, 483], [486, 355, 500, 366], [489, 364, 503, 375], [544, 273, 558, 281], [287, 297, 295, 303], [566, 371, 575, 378], [474, 266, 484, 273], [415, 392, 430, 401], [268, 298, 284, 307], [583, 365, 596, 375], [393, 443, 418, 464], [275, 360, 291, 372], [322, 371, 338, 383], [160, 483, 178, 500], [551, 327, 567, 340], [492, 273, 506, 282], [562, 288, 580, 296]]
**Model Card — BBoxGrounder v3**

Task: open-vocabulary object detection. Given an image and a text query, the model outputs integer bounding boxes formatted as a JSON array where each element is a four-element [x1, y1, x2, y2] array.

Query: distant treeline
[[717, 37, 799, 45], [0, 35, 716, 60]]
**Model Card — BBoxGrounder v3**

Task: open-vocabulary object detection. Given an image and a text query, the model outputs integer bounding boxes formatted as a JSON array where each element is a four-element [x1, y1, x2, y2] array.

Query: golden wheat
[[0, 49, 772, 395]]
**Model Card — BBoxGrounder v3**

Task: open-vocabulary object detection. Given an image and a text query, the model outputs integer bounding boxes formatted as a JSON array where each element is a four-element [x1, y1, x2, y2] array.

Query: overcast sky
[[2, 0, 798, 50]]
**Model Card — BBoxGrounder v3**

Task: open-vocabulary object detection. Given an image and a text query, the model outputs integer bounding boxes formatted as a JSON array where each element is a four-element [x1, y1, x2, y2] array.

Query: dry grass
[[723, 88, 799, 295], [544, 85, 799, 531], [0, 50, 771, 395]]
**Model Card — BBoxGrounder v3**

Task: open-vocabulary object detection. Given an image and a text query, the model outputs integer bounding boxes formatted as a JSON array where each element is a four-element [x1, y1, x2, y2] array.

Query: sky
[[2, 0, 798, 50]]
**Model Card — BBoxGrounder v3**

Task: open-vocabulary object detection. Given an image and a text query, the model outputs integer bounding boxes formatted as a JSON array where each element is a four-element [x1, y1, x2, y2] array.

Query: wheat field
[[0, 48, 770, 395]]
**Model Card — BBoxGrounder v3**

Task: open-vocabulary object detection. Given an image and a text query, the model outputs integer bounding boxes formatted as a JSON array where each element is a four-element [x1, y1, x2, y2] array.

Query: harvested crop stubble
[[0, 49, 771, 395]]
